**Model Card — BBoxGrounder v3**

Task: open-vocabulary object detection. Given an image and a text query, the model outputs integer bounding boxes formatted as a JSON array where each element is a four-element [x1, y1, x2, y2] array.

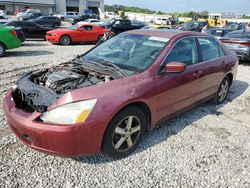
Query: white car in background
[[105, 12, 118, 19], [0, 10, 8, 19], [54, 12, 80, 21], [77, 19, 103, 26], [154, 18, 168, 25]]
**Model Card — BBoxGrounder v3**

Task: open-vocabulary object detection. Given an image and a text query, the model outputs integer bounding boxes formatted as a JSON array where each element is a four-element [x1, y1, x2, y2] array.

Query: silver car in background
[[54, 12, 80, 21], [221, 30, 250, 62]]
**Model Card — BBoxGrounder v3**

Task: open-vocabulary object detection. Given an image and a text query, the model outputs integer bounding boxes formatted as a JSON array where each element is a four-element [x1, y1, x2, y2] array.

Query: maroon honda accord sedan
[[3, 30, 238, 158]]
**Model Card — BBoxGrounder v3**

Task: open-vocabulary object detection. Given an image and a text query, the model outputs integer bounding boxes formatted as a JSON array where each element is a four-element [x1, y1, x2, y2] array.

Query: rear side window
[[225, 32, 243, 38], [198, 38, 220, 61], [163, 38, 198, 66], [82, 25, 93, 31], [225, 31, 250, 39], [47, 17, 56, 20]]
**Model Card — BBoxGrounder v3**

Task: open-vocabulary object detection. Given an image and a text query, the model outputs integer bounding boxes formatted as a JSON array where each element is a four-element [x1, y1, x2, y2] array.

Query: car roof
[[209, 28, 233, 31], [125, 29, 201, 39], [226, 29, 250, 34]]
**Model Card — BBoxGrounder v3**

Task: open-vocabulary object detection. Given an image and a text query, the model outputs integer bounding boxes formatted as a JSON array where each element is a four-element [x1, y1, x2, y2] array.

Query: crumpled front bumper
[[3, 89, 106, 157]]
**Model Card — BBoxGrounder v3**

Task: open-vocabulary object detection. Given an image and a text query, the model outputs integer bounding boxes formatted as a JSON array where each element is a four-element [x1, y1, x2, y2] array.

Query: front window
[[83, 34, 168, 72], [163, 38, 198, 66], [69, 25, 78, 30]]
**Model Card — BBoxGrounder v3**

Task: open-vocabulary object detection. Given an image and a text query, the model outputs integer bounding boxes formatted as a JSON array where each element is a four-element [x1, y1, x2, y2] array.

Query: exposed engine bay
[[12, 61, 118, 113]]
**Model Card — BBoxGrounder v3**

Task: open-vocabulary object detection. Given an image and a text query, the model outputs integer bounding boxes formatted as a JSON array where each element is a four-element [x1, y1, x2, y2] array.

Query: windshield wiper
[[97, 60, 127, 77]]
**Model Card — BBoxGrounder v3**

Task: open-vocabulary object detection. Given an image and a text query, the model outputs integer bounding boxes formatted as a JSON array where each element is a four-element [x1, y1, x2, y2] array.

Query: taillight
[[10, 30, 17, 37], [222, 40, 250, 47], [239, 42, 250, 47]]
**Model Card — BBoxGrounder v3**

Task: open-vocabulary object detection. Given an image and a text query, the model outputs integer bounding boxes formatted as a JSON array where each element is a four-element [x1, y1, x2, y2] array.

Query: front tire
[[103, 106, 147, 158], [0, 43, 6, 57], [59, 35, 71, 45], [213, 76, 230, 104]]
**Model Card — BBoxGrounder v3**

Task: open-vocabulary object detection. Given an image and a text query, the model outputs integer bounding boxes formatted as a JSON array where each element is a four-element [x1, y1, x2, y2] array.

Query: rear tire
[[53, 23, 59, 28], [212, 76, 230, 104], [103, 106, 147, 158], [0, 43, 6, 57], [59, 35, 71, 45]]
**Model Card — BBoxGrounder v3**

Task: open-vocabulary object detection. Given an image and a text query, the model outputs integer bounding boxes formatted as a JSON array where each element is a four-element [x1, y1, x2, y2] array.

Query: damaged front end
[[12, 61, 118, 113]]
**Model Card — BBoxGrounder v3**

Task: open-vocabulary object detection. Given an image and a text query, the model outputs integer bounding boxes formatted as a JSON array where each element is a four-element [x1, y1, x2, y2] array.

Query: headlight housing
[[40, 99, 97, 125]]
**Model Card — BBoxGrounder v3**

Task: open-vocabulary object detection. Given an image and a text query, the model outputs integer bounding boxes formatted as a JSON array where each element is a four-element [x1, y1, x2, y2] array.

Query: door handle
[[193, 70, 203, 78]]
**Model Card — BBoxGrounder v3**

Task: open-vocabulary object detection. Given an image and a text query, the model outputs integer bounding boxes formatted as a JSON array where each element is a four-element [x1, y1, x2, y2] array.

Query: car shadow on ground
[[6, 50, 54, 57], [239, 60, 250, 66], [75, 80, 249, 164], [22, 42, 48, 47]]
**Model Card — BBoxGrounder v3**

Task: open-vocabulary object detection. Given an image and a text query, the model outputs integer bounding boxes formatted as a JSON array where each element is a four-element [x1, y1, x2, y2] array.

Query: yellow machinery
[[207, 18, 227, 27], [207, 19, 216, 27], [118, 11, 125, 17]]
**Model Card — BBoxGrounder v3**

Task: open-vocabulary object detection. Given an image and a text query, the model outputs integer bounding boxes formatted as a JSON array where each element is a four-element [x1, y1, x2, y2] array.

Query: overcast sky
[[105, 0, 250, 14]]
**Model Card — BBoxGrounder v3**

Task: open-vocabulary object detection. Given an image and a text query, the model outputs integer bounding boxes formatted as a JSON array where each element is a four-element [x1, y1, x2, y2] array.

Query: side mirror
[[165, 62, 186, 73], [77, 27, 84, 31]]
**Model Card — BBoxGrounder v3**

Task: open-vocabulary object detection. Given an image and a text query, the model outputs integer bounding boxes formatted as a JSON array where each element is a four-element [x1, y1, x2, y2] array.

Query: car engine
[[12, 62, 116, 113], [31, 62, 114, 95]]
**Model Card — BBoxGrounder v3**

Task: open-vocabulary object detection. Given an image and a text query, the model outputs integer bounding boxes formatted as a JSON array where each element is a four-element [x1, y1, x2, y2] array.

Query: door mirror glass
[[165, 62, 186, 73]]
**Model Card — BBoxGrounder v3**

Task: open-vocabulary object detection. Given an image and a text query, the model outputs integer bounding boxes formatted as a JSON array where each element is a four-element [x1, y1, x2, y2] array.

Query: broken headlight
[[40, 99, 97, 125]]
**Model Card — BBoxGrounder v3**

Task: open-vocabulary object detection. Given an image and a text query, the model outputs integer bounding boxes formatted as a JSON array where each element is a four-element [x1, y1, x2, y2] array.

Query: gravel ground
[[0, 41, 250, 188]]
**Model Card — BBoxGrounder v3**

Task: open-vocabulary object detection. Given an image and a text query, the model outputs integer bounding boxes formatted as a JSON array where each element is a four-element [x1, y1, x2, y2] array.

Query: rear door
[[195, 37, 226, 99], [46, 17, 55, 27], [19, 22, 35, 38], [37, 17, 47, 26]]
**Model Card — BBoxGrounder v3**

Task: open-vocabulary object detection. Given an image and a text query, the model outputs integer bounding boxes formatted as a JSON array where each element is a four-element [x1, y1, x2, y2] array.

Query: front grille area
[[12, 88, 35, 113]]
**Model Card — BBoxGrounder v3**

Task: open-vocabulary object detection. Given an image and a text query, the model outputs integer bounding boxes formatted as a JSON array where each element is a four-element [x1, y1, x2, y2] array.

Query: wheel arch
[[226, 72, 233, 86], [60, 34, 72, 43], [100, 101, 152, 151], [0, 41, 7, 49]]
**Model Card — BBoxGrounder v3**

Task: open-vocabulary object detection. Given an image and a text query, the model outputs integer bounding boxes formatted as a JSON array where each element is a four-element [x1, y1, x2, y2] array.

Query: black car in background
[[100, 19, 145, 35], [15, 27, 25, 42], [221, 30, 250, 61], [29, 16, 61, 28], [4, 21, 53, 39], [224, 23, 246, 30], [179, 21, 207, 32], [205, 28, 233, 39], [205, 23, 247, 39], [69, 14, 99, 25]]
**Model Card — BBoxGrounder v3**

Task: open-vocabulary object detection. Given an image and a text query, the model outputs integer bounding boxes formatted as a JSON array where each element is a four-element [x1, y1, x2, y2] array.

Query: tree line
[[104, 4, 209, 18]]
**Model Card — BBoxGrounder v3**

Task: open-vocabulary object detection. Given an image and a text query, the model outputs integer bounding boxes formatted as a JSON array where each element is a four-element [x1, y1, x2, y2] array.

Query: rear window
[[224, 31, 250, 39], [47, 17, 57, 20], [198, 38, 220, 61]]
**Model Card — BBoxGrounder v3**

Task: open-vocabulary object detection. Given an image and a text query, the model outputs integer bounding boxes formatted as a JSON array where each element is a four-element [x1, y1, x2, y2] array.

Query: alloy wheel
[[218, 79, 229, 102], [112, 116, 141, 152], [0, 46, 3, 55], [60, 36, 70, 45]]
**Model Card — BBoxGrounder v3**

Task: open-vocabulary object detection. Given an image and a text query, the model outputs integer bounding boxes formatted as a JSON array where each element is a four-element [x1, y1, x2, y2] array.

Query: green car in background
[[0, 25, 21, 57]]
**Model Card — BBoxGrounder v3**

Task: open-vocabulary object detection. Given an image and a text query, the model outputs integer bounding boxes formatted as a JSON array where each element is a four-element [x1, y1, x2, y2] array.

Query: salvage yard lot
[[0, 41, 250, 187]]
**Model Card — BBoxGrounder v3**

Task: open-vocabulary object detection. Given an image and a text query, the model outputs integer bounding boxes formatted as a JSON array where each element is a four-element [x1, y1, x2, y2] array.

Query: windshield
[[182, 22, 198, 29], [69, 25, 78, 30], [83, 34, 168, 72], [103, 20, 115, 26], [36, 16, 43, 20], [224, 24, 238, 30]]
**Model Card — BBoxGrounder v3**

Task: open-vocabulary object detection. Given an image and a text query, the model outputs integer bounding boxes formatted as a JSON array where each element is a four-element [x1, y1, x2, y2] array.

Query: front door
[[154, 37, 205, 121], [78, 25, 97, 42]]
